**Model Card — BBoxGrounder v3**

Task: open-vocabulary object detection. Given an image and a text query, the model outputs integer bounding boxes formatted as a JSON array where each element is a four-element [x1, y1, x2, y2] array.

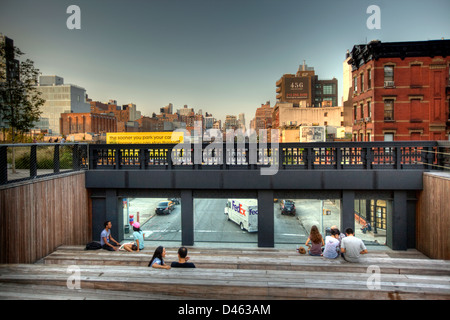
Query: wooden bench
[[0, 263, 449, 300], [43, 245, 450, 276]]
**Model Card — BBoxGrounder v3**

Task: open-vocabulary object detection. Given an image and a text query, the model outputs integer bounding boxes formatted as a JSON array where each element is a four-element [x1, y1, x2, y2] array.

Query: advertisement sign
[[285, 77, 309, 99], [300, 126, 326, 142], [106, 132, 184, 144]]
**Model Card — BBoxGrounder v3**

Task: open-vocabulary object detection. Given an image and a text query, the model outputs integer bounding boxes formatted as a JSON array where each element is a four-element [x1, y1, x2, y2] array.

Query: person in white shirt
[[322, 228, 341, 259], [341, 228, 368, 263]]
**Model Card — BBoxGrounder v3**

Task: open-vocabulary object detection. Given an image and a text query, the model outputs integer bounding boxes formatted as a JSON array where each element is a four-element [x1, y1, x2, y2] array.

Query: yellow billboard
[[106, 132, 184, 144]]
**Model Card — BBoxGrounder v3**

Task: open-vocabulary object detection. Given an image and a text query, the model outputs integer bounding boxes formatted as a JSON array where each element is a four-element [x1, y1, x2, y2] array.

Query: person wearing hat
[[123, 222, 145, 252]]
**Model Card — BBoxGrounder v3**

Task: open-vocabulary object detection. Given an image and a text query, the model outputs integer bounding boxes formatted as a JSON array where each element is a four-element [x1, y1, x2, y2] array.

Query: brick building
[[348, 39, 450, 141], [60, 112, 117, 136]]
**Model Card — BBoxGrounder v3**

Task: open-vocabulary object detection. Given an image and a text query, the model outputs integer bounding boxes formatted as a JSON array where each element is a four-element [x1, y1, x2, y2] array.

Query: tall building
[[0, 34, 20, 132], [34, 76, 90, 135], [276, 61, 338, 108], [348, 39, 450, 141]]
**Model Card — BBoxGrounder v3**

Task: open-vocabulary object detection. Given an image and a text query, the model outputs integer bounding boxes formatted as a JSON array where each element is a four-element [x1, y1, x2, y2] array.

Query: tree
[[0, 38, 45, 143]]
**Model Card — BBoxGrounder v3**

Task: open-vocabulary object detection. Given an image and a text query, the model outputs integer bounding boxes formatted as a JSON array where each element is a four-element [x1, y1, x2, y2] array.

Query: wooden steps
[[0, 245, 449, 300], [43, 246, 450, 276], [0, 263, 449, 300]]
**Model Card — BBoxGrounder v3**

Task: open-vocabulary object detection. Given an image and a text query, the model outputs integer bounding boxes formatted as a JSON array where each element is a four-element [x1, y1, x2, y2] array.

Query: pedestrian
[[341, 228, 368, 263], [305, 225, 324, 256], [122, 222, 145, 252], [148, 246, 171, 269], [100, 221, 120, 251], [171, 247, 196, 268], [322, 228, 341, 259], [331, 225, 346, 257]]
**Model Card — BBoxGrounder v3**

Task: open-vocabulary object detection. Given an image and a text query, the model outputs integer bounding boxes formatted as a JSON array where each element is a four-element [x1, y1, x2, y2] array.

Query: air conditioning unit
[[384, 81, 395, 88], [365, 117, 371, 122]]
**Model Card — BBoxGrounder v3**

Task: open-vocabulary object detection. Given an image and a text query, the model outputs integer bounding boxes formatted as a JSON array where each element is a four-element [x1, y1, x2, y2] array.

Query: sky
[[1, 0, 450, 125]]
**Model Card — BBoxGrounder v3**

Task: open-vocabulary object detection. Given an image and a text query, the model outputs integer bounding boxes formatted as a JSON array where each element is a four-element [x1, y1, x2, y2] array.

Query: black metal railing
[[88, 141, 446, 171], [0, 143, 88, 185]]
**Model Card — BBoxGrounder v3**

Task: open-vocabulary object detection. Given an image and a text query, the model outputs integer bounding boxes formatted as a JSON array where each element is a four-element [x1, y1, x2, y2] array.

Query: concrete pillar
[[387, 191, 407, 250], [181, 190, 194, 246], [341, 191, 355, 233], [257, 190, 274, 247]]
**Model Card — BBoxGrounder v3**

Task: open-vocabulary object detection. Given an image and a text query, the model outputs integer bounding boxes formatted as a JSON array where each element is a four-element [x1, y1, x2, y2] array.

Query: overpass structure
[[82, 141, 447, 250]]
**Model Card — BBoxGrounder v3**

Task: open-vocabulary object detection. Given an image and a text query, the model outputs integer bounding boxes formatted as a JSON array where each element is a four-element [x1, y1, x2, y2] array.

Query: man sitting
[[171, 247, 196, 268], [341, 228, 368, 263]]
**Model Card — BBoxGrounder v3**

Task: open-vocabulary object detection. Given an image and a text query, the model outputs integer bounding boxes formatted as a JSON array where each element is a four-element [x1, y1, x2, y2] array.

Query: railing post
[[336, 147, 342, 170], [114, 146, 121, 170], [394, 146, 401, 170], [30, 145, 37, 178], [0, 146, 7, 185], [306, 147, 313, 170], [53, 144, 60, 173]]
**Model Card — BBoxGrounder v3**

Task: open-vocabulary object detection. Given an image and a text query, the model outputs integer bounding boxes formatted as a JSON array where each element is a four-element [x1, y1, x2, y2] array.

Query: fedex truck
[[224, 199, 258, 232]]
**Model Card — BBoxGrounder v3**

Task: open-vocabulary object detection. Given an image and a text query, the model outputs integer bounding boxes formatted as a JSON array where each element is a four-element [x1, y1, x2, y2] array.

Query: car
[[280, 200, 296, 216], [168, 198, 180, 205], [155, 201, 174, 215]]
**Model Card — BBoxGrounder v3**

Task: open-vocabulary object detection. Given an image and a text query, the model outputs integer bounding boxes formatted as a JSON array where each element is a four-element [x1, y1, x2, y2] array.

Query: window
[[384, 133, 394, 141], [360, 103, 364, 119], [384, 99, 394, 120], [353, 76, 358, 93], [368, 69, 372, 89], [360, 72, 364, 92], [411, 99, 421, 120], [367, 101, 372, 118], [410, 64, 421, 86], [323, 84, 335, 95], [384, 65, 394, 87], [353, 105, 357, 121], [384, 65, 394, 81]]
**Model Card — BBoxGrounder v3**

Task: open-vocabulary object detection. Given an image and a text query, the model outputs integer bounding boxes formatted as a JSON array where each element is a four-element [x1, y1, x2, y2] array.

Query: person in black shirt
[[171, 247, 196, 268]]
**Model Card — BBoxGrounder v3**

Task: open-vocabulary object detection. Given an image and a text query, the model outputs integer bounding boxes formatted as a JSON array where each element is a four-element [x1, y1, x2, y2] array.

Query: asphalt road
[[124, 198, 342, 244]]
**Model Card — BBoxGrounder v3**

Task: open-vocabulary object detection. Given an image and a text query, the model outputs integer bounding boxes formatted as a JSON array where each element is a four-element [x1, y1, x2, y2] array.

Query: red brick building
[[348, 39, 450, 141], [60, 112, 117, 136]]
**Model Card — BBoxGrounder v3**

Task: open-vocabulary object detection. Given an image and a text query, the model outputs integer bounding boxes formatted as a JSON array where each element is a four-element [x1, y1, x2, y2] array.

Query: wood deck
[[0, 245, 448, 300]]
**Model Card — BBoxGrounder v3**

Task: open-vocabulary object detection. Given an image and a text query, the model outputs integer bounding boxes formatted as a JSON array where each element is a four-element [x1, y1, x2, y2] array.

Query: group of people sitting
[[100, 220, 195, 268], [100, 220, 368, 267], [301, 225, 368, 263]]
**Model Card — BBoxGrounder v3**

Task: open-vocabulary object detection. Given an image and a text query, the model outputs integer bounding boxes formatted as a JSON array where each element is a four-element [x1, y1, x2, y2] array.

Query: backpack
[[85, 241, 102, 250]]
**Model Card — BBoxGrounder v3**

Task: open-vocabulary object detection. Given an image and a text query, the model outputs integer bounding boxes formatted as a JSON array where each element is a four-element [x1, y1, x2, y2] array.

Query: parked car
[[280, 200, 296, 216], [155, 201, 174, 215], [168, 198, 180, 205]]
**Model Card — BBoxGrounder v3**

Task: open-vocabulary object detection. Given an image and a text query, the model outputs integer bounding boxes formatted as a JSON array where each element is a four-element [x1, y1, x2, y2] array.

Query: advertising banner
[[106, 132, 184, 144], [285, 77, 309, 99]]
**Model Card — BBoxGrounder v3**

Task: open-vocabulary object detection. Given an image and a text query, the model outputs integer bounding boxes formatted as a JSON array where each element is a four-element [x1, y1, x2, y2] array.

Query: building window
[[367, 101, 372, 118], [384, 132, 394, 141], [367, 69, 372, 89], [323, 84, 335, 95], [411, 64, 421, 86], [360, 72, 364, 92], [360, 103, 364, 119], [353, 105, 357, 122], [353, 76, 358, 93], [384, 99, 394, 120], [384, 65, 394, 86]]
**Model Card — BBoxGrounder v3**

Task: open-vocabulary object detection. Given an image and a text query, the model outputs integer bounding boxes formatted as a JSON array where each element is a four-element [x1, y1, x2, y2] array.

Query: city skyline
[[1, 0, 450, 124]]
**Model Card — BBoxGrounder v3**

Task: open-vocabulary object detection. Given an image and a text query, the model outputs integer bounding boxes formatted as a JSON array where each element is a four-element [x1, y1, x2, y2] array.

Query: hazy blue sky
[[1, 0, 449, 124]]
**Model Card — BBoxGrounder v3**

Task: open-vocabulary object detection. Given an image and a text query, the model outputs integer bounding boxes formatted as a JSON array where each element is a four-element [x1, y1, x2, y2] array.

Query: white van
[[224, 199, 258, 232]]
